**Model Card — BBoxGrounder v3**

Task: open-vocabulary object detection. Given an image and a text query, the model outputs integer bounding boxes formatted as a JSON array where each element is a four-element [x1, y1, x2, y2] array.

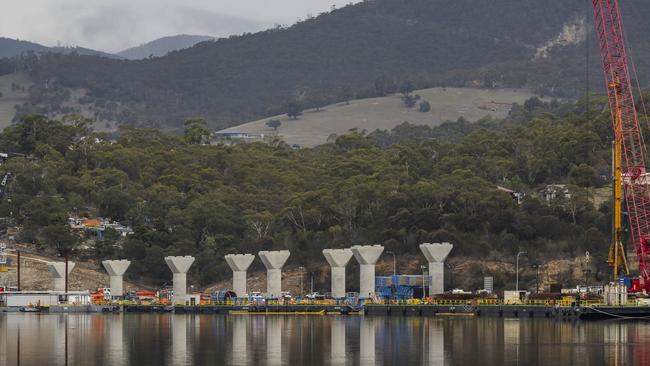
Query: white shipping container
[[1, 291, 90, 307]]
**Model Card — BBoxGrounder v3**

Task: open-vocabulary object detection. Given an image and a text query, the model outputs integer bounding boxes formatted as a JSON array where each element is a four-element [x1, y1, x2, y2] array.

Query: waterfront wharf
[[4, 302, 650, 320]]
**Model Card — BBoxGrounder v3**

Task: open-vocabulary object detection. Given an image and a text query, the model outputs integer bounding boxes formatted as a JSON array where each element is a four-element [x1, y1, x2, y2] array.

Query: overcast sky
[[1, 0, 359, 52]]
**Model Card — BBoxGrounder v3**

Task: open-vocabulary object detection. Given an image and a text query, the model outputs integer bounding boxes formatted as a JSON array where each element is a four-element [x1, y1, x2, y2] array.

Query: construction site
[[0, 239, 641, 320], [0, 0, 650, 322]]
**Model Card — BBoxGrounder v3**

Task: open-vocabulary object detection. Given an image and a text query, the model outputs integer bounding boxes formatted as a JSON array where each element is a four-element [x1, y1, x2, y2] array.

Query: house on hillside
[[496, 186, 525, 204], [213, 131, 264, 145], [68, 217, 134, 240], [215, 131, 250, 139], [539, 184, 571, 203]]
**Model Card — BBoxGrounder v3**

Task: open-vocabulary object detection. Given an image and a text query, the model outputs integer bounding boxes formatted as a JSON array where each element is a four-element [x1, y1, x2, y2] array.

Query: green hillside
[[0, 73, 31, 129], [9, 0, 650, 130]]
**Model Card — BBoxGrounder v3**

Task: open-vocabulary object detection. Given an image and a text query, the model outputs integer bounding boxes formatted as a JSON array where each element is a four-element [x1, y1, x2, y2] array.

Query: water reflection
[[106, 314, 125, 366], [359, 317, 375, 365], [266, 317, 282, 366], [427, 319, 444, 365], [330, 317, 346, 365], [503, 319, 520, 364], [171, 314, 189, 366], [2, 314, 650, 365], [232, 316, 247, 366]]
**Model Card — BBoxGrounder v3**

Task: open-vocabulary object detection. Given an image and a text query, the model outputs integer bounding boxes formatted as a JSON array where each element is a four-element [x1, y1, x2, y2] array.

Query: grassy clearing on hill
[[219, 87, 541, 147], [0, 73, 30, 129]]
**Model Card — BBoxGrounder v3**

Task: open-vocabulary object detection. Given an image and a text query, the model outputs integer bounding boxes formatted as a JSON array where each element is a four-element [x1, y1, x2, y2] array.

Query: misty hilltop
[[3, 0, 650, 130], [0, 37, 119, 59], [117, 35, 216, 60]]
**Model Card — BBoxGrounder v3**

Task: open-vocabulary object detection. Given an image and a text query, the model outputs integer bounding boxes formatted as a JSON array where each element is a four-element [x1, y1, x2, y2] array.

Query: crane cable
[[628, 50, 650, 134], [585, 0, 590, 117], [619, 0, 650, 137], [584, 305, 650, 320]]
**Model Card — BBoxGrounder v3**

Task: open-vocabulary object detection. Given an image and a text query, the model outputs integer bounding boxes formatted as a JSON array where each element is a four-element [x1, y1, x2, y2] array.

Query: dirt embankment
[[0, 240, 600, 295], [446, 256, 596, 291], [205, 254, 597, 295], [0, 249, 146, 292]]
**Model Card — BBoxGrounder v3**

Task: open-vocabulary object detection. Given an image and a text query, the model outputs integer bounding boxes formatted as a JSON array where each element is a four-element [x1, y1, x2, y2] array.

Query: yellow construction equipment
[[608, 97, 629, 279], [0, 242, 7, 272]]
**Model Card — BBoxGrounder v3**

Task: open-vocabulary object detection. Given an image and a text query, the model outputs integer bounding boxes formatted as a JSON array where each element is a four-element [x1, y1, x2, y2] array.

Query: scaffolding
[[376, 275, 431, 300]]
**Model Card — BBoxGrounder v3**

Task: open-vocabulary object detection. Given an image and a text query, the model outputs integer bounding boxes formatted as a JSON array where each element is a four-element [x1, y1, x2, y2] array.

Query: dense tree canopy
[[0, 97, 627, 289]]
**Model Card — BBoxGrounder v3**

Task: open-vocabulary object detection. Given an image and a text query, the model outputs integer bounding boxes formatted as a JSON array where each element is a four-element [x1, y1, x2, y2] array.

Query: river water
[[0, 314, 648, 365]]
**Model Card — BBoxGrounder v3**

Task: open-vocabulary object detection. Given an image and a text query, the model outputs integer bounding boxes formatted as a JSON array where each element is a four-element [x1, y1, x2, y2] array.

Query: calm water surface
[[1, 313, 649, 365]]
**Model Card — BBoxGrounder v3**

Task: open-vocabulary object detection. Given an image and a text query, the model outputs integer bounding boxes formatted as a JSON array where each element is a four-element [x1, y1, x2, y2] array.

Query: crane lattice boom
[[592, 0, 650, 290]]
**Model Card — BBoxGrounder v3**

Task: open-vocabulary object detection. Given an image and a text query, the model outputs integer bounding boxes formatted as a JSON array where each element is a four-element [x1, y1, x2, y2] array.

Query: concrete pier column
[[225, 254, 255, 297], [102, 260, 131, 298], [419, 242, 453, 295], [258, 251, 290, 299], [351, 245, 384, 299], [323, 249, 354, 299], [47, 262, 75, 291], [164, 256, 195, 305]]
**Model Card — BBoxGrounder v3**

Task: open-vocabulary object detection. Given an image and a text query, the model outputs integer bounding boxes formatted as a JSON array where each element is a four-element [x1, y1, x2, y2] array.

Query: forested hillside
[[0, 38, 49, 58], [10, 0, 650, 130], [0, 96, 625, 288]]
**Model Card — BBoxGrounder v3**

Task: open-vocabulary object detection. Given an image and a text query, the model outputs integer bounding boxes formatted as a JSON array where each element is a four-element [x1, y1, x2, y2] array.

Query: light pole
[[16, 250, 20, 291], [64, 254, 69, 294], [516, 251, 527, 291], [385, 251, 396, 276]]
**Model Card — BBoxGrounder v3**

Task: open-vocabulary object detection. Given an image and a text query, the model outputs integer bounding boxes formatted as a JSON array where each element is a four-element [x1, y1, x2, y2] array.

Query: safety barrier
[[114, 297, 615, 308], [108, 298, 349, 307], [367, 299, 473, 306], [366, 298, 598, 307]]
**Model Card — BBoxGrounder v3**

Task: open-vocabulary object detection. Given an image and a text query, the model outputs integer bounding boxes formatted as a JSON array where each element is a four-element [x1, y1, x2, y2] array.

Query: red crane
[[592, 0, 650, 291]]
